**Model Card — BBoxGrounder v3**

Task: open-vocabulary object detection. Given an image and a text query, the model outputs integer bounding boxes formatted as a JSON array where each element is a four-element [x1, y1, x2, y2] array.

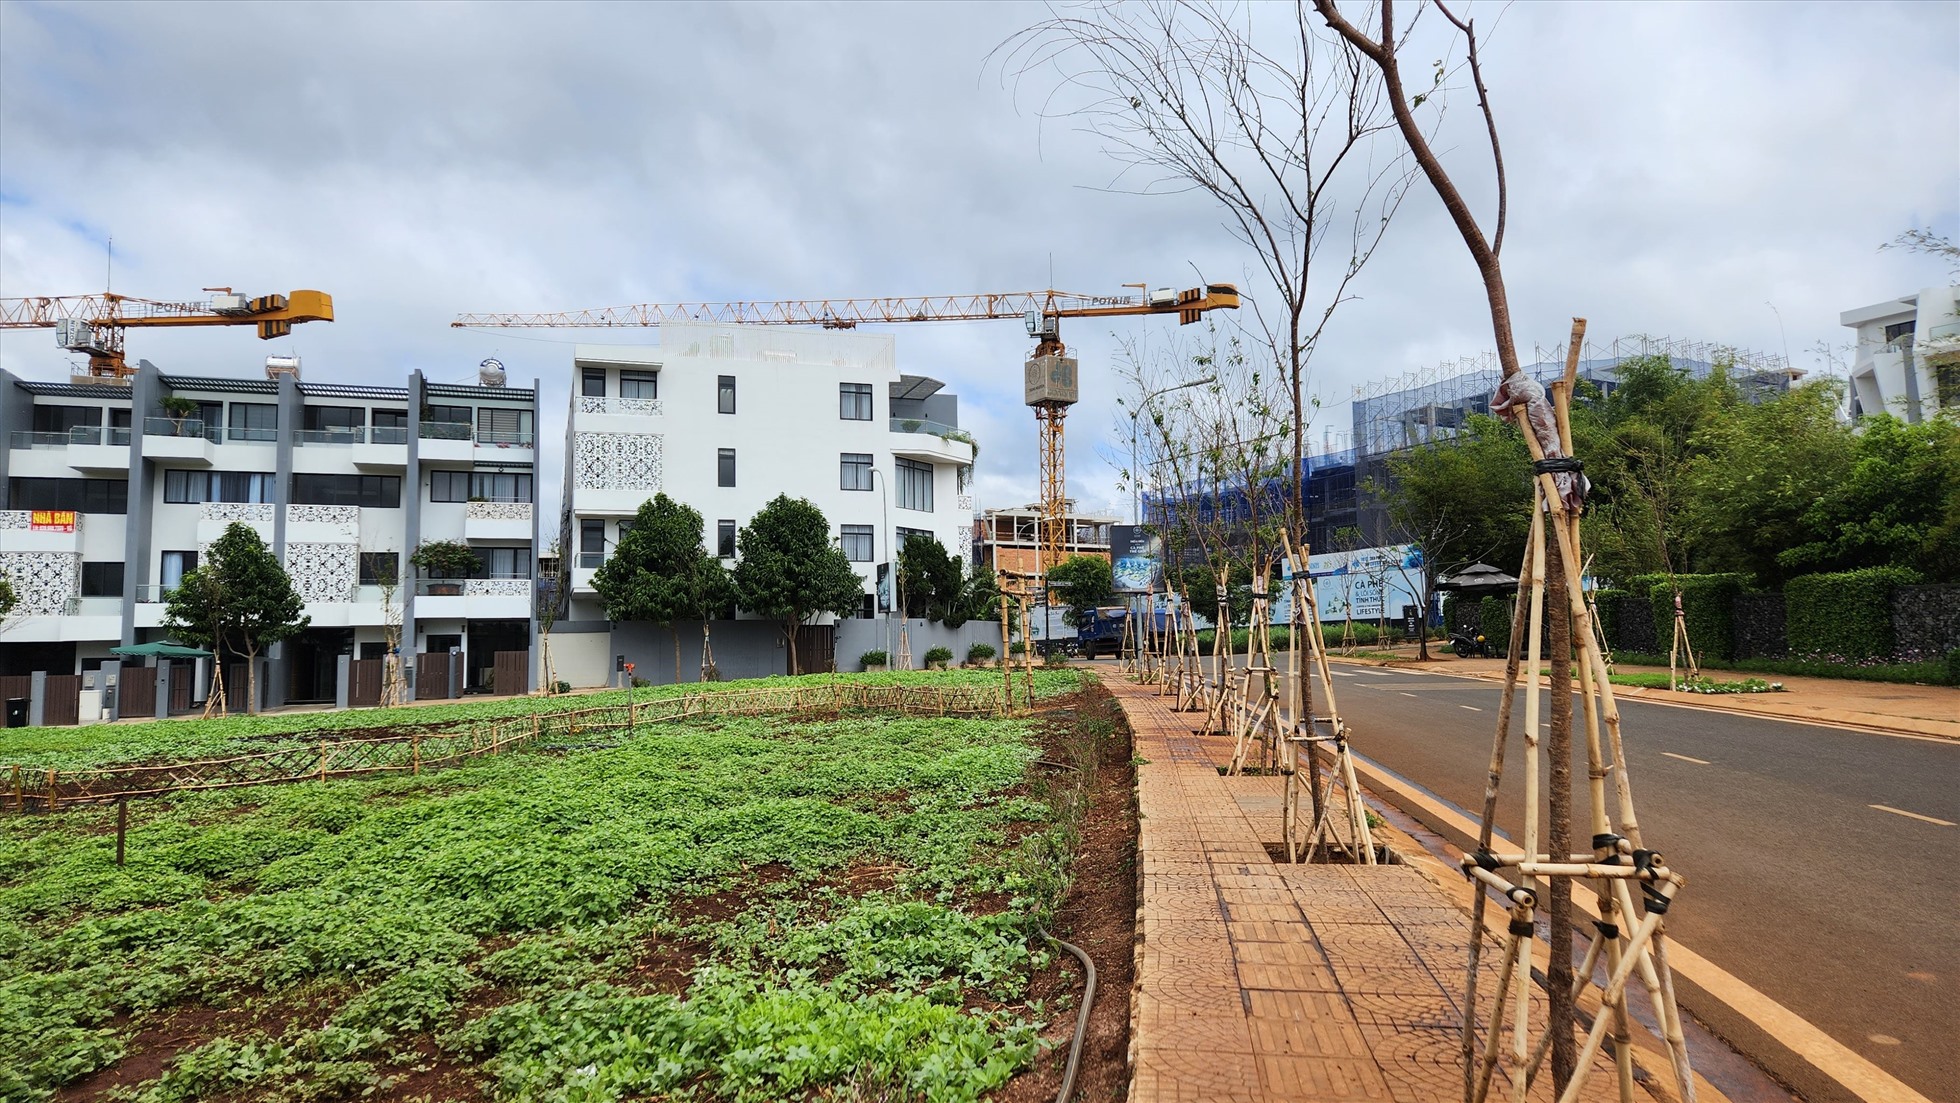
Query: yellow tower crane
[[0, 288, 335, 380], [452, 282, 1238, 570]]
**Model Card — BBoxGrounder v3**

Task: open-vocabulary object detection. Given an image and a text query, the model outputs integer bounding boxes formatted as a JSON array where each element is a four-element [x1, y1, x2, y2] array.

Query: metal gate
[[792, 626, 835, 675], [42, 675, 82, 726], [493, 650, 529, 697], [417, 653, 450, 700], [349, 659, 384, 707]]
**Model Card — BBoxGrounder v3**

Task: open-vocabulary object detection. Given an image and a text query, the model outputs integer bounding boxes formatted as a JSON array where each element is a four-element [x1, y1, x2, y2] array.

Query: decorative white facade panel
[[285, 542, 359, 603], [466, 500, 534, 522], [203, 503, 274, 524], [577, 396, 663, 417], [465, 578, 532, 597], [573, 431, 663, 491], [287, 505, 360, 537], [0, 551, 80, 614], [0, 512, 32, 531]]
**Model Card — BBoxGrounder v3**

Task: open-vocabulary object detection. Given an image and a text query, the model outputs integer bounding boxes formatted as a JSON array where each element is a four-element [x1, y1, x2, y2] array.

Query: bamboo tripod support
[[1459, 323, 1696, 1103], [1667, 591, 1699, 691], [1224, 573, 1284, 776], [1276, 534, 1376, 865]]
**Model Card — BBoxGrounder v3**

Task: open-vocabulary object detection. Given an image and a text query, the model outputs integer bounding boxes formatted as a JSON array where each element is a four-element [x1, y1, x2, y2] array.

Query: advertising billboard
[[1269, 544, 1427, 625], [1109, 525, 1164, 594]]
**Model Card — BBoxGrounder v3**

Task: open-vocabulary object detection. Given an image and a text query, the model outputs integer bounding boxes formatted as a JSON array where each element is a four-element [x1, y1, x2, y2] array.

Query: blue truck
[[1074, 606, 1131, 659]]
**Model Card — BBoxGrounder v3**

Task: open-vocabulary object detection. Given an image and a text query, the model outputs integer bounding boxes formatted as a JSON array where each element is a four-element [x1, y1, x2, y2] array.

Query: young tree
[[898, 533, 970, 626], [732, 495, 865, 674], [0, 575, 15, 621], [594, 494, 731, 683], [164, 522, 310, 715], [1044, 554, 1117, 628]]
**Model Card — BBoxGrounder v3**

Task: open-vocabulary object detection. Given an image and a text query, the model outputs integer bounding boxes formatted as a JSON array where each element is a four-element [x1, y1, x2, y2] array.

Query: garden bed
[[2, 671, 1132, 1103]]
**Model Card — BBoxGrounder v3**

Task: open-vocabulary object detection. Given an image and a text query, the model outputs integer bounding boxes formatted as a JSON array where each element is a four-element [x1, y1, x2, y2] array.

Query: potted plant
[[858, 649, 889, 673], [159, 396, 200, 437], [965, 642, 996, 668], [411, 539, 479, 596], [923, 645, 953, 671]]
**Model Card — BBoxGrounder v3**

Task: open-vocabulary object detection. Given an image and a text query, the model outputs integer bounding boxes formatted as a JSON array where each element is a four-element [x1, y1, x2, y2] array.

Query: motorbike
[[1448, 628, 1490, 658]]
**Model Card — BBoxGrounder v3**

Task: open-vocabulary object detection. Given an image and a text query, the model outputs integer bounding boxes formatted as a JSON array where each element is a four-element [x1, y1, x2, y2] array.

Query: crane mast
[[454, 283, 1239, 573]]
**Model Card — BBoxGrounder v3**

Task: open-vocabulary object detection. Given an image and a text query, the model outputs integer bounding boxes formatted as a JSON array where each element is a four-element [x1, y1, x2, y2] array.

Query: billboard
[[30, 510, 76, 532], [1269, 544, 1427, 625], [1109, 525, 1164, 593]]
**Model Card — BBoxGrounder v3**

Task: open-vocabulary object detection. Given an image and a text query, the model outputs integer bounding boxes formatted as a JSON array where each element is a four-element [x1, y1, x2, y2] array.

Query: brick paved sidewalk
[[1107, 672, 1650, 1103]]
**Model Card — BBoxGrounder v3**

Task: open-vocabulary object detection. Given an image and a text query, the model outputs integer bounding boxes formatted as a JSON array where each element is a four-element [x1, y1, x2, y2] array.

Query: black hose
[[1041, 929, 1098, 1103]]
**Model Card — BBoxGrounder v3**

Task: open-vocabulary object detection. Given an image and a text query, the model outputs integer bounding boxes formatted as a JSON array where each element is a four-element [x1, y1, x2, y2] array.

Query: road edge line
[[1348, 750, 1935, 1103]]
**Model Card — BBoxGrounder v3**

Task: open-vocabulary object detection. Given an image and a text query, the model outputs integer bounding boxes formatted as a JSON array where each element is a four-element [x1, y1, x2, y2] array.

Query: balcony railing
[[296, 427, 365, 445], [578, 395, 663, 417], [10, 426, 132, 448], [419, 421, 472, 441], [143, 417, 210, 439], [369, 426, 409, 445], [890, 417, 964, 437], [477, 429, 535, 447], [225, 426, 279, 443], [414, 578, 533, 597]]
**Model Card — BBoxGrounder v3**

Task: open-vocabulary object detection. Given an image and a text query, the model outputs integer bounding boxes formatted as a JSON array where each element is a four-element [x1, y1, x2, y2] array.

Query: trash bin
[[4, 698, 27, 728]]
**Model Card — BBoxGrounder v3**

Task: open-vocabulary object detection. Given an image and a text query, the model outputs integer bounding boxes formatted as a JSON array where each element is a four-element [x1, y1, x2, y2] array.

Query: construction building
[[971, 504, 1118, 576]]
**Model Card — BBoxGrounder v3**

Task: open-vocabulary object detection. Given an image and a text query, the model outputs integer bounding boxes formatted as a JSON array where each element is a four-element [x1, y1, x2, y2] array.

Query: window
[[894, 458, 933, 512], [423, 404, 472, 439], [840, 383, 873, 420], [31, 405, 100, 433], [303, 406, 364, 431], [718, 375, 736, 414], [431, 470, 533, 503], [160, 550, 197, 590], [371, 408, 408, 444], [478, 407, 534, 446], [860, 594, 875, 619], [580, 519, 605, 568], [227, 402, 278, 442], [840, 453, 874, 491], [81, 561, 124, 597], [163, 470, 273, 504], [7, 477, 129, 514], [291, 474, 401, 508], [840, 524, 874, 563], [718, 448, 736, 487], [897, 526, 932, 545], [581, 368, 607, 397], [615, 520, 634, 543], [476, 546, 533, 579], [359, 552, 399, 586], [717, 519, 737, 558], [620, 369, 658, 400]]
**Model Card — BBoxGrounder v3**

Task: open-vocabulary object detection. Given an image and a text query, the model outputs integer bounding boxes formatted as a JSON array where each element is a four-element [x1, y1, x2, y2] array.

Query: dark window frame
[[358, 551, 400, 586], [840, 383, 874, 420], [717, 448, 736, 487], [840, 452, 874, 491], [840, 524, 874, 563], [716, 519, 737, 558], [581, 368, 607, 398], [717, 375, 736, 415], [80, 561, 125, 597]]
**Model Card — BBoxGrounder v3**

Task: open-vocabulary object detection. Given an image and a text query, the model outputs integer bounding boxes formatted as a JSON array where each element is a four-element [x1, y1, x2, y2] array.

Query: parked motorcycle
[[1448, 629, 1489, 658]]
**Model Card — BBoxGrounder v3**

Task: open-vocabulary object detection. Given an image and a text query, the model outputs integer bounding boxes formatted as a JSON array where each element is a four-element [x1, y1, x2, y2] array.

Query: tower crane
[[0, 288, 335, 380], [453, 283, 1239, 570]]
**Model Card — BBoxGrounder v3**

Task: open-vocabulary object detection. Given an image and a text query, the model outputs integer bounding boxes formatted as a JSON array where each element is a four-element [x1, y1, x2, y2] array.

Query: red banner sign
[[29, 510, 76, 532]]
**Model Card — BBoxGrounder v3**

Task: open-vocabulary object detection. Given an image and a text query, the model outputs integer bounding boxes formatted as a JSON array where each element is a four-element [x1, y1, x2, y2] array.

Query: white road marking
[[1400, 692, 1417, 698], [1460, 705, 1482, 712], [1870, 804, 1957, 827], [1333, 672, 1356, 678], [1661, 752, 1711, 765], [1361, 669, 1399, 677]]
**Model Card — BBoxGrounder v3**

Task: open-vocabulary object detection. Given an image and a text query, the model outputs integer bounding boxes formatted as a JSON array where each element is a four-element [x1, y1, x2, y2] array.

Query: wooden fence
[[5, 679, 1008, 814]]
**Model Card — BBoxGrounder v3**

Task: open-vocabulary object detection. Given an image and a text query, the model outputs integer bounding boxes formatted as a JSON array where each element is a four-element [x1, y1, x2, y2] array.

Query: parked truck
[[1075, 606, 1130, 659]]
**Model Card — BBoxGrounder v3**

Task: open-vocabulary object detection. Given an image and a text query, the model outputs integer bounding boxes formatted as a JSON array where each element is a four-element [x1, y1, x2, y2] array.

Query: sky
[[2, 0, 1955, 526]]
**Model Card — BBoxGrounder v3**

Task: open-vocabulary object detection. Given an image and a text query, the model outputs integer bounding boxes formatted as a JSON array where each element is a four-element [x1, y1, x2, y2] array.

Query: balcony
[[355, 425, 409, 469], [575, 395, 663, 437], [142, 417, 216, 466], [286, 504, 360, 543], [9, 425, 132, 475], [889, 418, 975, 465], [0, 509, 84, 554], [464, 499, 533, 541], [418, 420, 473, 466], [197, 502, 274, 545], [413, 577, 532, 621], [296, 427, 365, 446]]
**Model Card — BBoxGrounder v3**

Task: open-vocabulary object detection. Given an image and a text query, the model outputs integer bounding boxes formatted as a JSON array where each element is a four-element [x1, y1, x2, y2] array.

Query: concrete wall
[[610, 619, 790, 684], [835, 617, 1004, 670], [540, 622, 614, 688]]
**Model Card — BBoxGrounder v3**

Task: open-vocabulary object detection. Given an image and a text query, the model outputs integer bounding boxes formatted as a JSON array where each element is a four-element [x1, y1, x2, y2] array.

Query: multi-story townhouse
[[0, 359, 539, 712], [1841, 285, 1960, 422], [558, 323, 980, 680]]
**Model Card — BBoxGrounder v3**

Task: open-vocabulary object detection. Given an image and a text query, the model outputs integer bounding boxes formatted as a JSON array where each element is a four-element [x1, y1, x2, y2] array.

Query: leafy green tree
[[594, 494, 734, 682], [1044, 554, 1116, 627], [0, 575, 14, 620], [1180, 559, 1254, 628], [959, 564, 1004, 626], [733, 495, 865, 673], [1776, 413, 1960, 581], [165, 522, 310, 714], [897, 533, 970, 627]]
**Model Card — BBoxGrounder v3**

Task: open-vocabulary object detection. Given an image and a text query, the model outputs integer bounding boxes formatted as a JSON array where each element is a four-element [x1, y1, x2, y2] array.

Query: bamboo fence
[[6, 680, 1007, 814]]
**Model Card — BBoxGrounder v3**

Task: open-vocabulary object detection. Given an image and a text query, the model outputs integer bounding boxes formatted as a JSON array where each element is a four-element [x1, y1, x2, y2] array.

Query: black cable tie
[[1642, 885, 1671, 915], [1509, 918, 1535, 937], [1534, 456, 1585, 474], [1593, 920, 1621, 939], [1471, 849, 1503, 873], [1592, 833, 1623, 850]]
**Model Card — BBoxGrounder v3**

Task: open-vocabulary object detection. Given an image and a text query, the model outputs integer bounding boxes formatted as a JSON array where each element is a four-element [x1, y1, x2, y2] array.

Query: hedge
[[1479, 595, 1514, 654], [1640, 574, 1751, 662], [1592, 589, 1627, 652], [1732, 592, 1787, 659], [1784, 567, 1924, 662]]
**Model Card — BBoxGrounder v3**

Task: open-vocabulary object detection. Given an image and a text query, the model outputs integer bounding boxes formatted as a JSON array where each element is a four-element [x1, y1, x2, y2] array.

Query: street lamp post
[[1128, 375, 1217, 526]]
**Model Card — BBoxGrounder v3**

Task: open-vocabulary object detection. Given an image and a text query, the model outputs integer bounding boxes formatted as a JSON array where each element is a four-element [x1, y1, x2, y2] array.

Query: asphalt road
[[1313, 662, 1960, 1099]]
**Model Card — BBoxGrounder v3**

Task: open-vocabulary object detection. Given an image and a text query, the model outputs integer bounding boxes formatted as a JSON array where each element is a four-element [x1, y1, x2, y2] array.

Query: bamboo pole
[[115, 795, 128, 866], [1512, 487, 1549, 1098]]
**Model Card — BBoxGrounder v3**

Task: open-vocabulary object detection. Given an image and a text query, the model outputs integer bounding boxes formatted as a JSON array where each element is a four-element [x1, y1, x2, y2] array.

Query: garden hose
[[1040, 929, 1098, 1103]]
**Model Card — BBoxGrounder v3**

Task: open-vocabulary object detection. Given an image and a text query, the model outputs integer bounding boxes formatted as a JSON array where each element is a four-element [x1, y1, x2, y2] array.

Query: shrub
[[553, 680, 572, 695], [923, 646, 954, 665], [966, 643, 996, 662], [1644, 574, 1751, 662], [1479, 596, 1514, 654], [857, 650, 888, 669], [1591, 589, 1626, 651], [1784, 567, 1924, 662]]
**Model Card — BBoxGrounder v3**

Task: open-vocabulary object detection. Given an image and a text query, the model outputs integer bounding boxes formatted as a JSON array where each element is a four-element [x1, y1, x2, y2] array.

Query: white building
[[0, 359, 540, 711], [1841, 285, 1960, 422], [559, 324, 978, 679]]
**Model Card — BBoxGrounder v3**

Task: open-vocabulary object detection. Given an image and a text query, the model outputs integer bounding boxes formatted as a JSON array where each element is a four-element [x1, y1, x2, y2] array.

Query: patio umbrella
[[109, 640, 215, 660]]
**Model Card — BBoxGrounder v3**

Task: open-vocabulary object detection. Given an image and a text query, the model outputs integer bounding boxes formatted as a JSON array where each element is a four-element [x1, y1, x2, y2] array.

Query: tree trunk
[[244, 645, 260, 715], [785, 622, 799, 675], [673, 626, 683, 685], [1545, 526, 1577, 1090], [1416, 573, 1433, 661]]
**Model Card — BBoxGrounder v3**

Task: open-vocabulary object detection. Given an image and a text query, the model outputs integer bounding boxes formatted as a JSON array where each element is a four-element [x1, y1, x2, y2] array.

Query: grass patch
[[1608, 672, 1784, 694]]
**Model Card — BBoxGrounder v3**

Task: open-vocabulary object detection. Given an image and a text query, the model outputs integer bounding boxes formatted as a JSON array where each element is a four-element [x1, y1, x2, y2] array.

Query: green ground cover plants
[[0, 670, 1094, 1102]]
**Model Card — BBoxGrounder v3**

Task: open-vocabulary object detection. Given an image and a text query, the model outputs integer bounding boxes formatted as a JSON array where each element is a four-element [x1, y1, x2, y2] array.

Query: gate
[[120, 672, 157, 718], [493, 650, 529, 697], [792, 626, 835, 675], [0, 676, 29, 710], [349, 659, 384, 708], [417, 653, 450, 700], [169, 663, 194, 713], [224, 663, 248, 713], [42, 675, 82, 726]]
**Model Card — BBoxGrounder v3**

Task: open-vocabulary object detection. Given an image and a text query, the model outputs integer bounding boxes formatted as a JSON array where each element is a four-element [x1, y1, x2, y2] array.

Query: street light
[[1129, 375, 1217, 526]]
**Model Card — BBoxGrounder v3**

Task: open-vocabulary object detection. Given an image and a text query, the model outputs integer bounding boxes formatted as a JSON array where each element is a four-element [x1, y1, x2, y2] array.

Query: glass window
[[476, 546, 533, 579], [31, 405, 100, 433], [581, 368, 607, 397], [430, 471, 469, 503], [841, 524, 874, 563], [81, 561, 124, 597], [303, 406, 364, 431], [580, 519, 605, 568], [7, 477, 129, 514], [718, 448, 736, 487], [840, 452, 874, 491], [895, 458, 933, 512], [291, 474, 401, 508], [372, 409, 408, 429], [620, 370, 658, 400], [359, 552, 399, 586], [478, 407, 534, 445], [160, 550, 197, 590], [840, 383, 873, 420], [430, 470, 529, 502], [718, 375, 736, 414], [227, 402, 278, 441], [717, 519, 736, 558]]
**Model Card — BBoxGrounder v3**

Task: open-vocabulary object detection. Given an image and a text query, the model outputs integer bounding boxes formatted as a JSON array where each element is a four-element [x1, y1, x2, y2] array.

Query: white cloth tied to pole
[[1491, 374, 1588, 512]]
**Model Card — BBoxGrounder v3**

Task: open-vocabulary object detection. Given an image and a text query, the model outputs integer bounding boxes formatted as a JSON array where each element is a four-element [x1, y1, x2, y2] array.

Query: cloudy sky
[[3, 0, 1954, 522]]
